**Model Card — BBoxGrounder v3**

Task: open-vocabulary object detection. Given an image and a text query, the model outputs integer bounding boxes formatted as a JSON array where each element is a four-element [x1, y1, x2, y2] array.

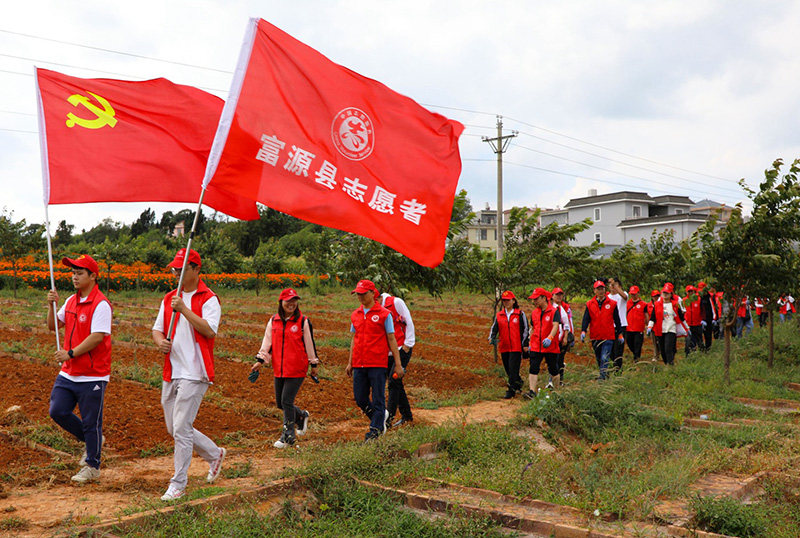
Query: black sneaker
[[297, 411, 310, 436], [393, 417, 413, 428], [502, 389, 515, 399], [523, 390, 537, 400], [364, 428, 381, 443]]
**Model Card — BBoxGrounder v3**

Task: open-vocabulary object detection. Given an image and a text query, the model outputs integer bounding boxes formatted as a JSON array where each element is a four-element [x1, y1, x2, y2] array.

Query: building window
[[594, 207, 601, 222], [480, 229, 487, 241], [632, 205, 641, 218], [676, 209, 683, 214], [594, 233, 601, 243]]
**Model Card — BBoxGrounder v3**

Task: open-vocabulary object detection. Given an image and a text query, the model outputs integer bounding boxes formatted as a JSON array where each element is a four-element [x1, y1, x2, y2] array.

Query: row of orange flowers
[[0, 268, 328, 292], [0, 255, 159, 274]]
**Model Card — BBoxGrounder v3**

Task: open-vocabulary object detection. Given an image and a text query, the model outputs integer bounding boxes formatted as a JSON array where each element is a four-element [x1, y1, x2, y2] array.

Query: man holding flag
[[151, 248, 226, 501], [46, 254, 111, 483]]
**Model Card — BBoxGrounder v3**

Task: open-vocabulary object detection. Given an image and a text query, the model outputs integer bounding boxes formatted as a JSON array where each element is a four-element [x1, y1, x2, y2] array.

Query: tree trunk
[[12, 265, 18, 299], [723, 318, 733, 384], [768, 309, 774, 368]]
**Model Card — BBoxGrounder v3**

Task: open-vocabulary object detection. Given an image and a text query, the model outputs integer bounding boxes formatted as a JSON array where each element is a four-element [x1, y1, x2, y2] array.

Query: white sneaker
[[297, 411, 310, 436], [160, 485, 185, 501], [71, 465, 100, 483], [78, 435, 106, 466], [383, 409, 389, 434], [546, 382, 555, 390], [206, 447, 226, 483]]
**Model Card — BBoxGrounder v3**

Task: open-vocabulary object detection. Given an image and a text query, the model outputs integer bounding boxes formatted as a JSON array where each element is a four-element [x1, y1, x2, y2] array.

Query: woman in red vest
[[625, 286, 647, 361], [683, 285, 705, 355], [524, 288, 562, 398], [646, 284, 686, 365], [252, 288, 319, 448], [489, 291, 529, 398]]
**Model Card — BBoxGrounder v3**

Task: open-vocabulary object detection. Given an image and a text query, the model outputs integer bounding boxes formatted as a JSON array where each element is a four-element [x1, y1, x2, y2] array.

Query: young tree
[[0, 209, 44, 298]]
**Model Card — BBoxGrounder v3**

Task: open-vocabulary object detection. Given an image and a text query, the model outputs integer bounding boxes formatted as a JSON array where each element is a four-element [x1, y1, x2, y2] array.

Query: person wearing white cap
[[152, 248, 226, 501], [46, 254, 112, 483]]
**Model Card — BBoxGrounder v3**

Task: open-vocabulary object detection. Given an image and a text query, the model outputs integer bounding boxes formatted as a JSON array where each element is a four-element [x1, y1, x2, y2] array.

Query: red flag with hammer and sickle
[[202, 19, 463, 267], [36, 68, 258, 220]]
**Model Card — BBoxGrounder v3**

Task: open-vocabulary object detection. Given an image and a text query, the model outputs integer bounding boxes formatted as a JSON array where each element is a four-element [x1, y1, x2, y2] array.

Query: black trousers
[[626, 330, 644, 361], [387, 348, 413, 420], [274, 377, 305, 428], [501, 351, 523, 391], [612, 332, 625, 373], [703, 323, 713, 350], [658, 333, 677, 365], [557, 345, 568, 380], [686, 325, 704, 354]]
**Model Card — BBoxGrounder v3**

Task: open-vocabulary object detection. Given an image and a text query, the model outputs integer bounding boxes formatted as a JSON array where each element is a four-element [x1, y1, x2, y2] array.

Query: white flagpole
[[43, 205, 61, 351], [165, 188, 208, 340]]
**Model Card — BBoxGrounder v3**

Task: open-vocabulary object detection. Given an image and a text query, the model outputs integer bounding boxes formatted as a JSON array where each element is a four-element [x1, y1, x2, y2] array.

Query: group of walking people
[[44, 249, 415, 501], [488, 277, 756, 394]]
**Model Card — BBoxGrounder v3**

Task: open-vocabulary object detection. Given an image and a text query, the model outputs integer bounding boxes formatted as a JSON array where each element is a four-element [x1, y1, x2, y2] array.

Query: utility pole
[[482, 116, 517, 260]]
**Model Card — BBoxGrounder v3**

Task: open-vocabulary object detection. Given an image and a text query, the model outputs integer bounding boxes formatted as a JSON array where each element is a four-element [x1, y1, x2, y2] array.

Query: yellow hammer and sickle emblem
[[65, 91, 118, 129]]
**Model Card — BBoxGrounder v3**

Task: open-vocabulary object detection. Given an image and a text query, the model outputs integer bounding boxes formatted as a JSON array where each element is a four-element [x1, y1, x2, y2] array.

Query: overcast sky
[[2, 0, 799, 233]]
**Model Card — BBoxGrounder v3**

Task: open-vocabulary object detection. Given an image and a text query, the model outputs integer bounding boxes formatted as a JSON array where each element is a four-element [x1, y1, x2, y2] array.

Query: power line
[[514, 128, 744, 192], [0, 28, 232, 74], [0, 56, 229, 94], [503, 160, 742, 205], [511, 141, 744, 197], [504, 114, 738, 183]]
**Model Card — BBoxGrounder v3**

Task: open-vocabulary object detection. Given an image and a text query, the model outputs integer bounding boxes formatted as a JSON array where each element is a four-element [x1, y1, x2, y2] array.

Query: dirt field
[[0, 289, 614, 536]]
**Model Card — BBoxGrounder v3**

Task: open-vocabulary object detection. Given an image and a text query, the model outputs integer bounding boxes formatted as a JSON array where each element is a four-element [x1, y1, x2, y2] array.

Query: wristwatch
[[67, 349, 74, 358]]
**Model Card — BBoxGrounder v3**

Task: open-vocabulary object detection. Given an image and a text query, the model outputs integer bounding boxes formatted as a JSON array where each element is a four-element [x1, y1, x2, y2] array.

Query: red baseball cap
[[697, 281, 707, 289], [62, 254, 99, 275], [629, 285, 640, 294], [501, 290, 516, 300], [593, 280, 606, 289], [552, 287, 564, 295], [279, 288, 300, 301], [662, 283, 674, 293], [168, 248, 202, 268], [528, 287, 551, 300], [651, 290, 660, 297], [686, 285, 696, 292], [352, 279, 378, 294]]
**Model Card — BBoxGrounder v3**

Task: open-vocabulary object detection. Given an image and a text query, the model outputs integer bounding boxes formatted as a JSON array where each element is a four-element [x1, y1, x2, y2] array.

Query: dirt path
[[0, 396, 524, 538]]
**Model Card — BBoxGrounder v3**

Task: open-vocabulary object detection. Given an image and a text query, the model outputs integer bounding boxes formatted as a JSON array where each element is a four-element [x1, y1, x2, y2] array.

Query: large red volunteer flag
[[36, 68, 258, 220], [203, 19, 463, 267]]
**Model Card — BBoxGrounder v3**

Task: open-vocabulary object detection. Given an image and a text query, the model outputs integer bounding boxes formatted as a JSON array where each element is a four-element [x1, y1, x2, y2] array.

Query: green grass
[[113, 360, 162, 388], [12, 423, 78, 454], [114, 481, 506, 538], [0, 516, 30, 531], [138, 442, 173, 458], [221, 460, 253, 479], [315, 335, 351, 349]]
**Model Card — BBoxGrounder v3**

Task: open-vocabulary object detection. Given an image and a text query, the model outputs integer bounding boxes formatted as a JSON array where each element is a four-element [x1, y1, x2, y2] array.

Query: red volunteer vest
[[737, 298, 749, 318], [652, 298, 684, 337], [626, 300, 646, 332], [495, 309, 524, 353], [382, 296, 406, 347], [684, 296, 703, 326], [271, 312, 308, 378], [529, 305, 560, 353], [351, 304, 392, 368], [585, 297, 617, 341], [161, 280, 217, 382], [61, 285, 112, 377]]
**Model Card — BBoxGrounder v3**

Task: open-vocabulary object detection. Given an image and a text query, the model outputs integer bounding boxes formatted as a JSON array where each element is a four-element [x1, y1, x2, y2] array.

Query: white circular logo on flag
[[545, 316, 550, 322], [512, 318, 518, 324], [332, 107, 374, 161], [371, 315, 380, 322], [605, 304, 611, 309], [78, 313, 87, 323], [291, 325, 299, 333]]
